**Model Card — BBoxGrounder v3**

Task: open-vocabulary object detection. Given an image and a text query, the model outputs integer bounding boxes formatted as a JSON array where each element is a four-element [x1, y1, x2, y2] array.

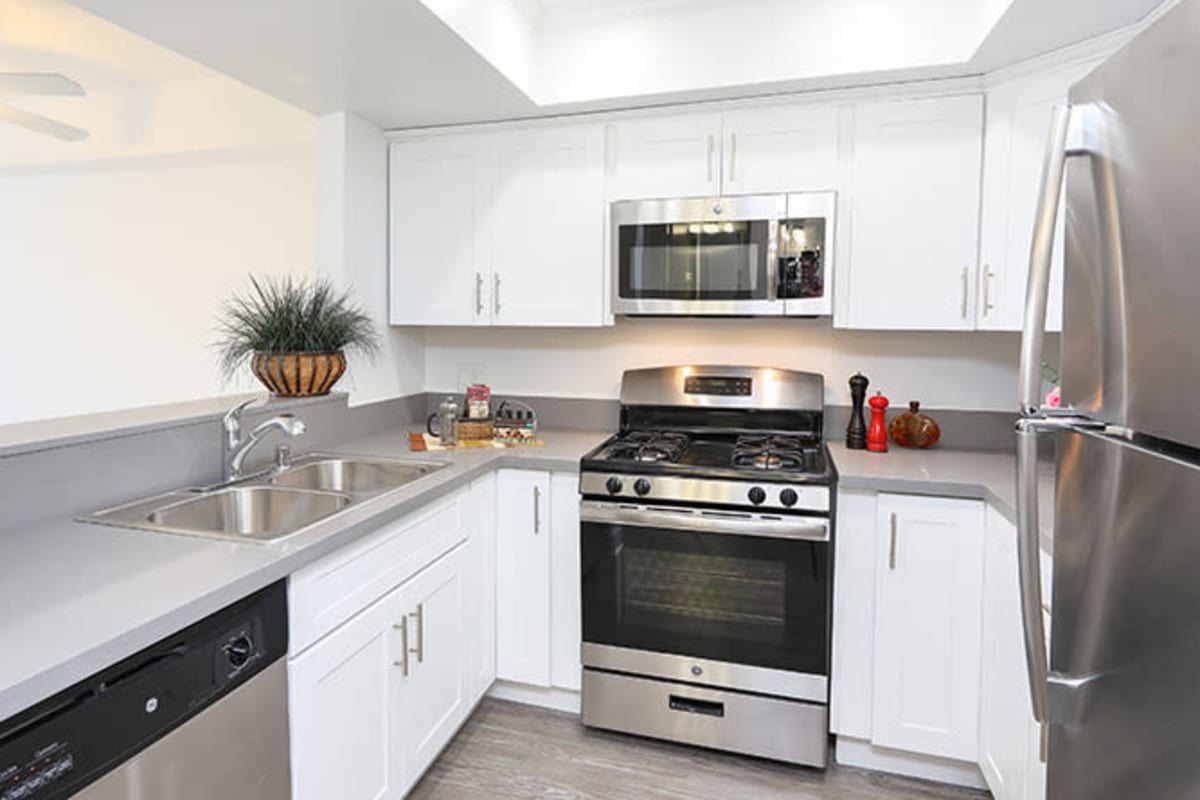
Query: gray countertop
[[0, 428, 1052, 723]]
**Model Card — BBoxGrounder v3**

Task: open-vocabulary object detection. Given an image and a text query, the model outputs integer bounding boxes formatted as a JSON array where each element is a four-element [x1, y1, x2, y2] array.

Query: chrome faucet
[[223, 397, 307, 479]]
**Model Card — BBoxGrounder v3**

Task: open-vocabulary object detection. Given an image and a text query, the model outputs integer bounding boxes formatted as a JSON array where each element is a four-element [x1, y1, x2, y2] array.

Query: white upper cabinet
[[489, 125, 607, 326], [978, 61, 1099, 331], [871, 493, 985, 762], [607, 113, 723, 200], [608, 104, 840, 200], [722, 104, 840, 195], [389, 134, 489, 326], [840, 94, 984, 330]]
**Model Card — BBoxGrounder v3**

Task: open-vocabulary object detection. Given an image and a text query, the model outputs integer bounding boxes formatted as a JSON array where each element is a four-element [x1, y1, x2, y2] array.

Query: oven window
[[618, 221, 771, 300], [582, 521, 829, 675]]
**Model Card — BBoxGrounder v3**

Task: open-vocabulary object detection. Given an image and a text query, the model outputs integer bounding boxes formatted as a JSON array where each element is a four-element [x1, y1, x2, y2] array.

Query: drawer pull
[[669, 695, 725, 718]]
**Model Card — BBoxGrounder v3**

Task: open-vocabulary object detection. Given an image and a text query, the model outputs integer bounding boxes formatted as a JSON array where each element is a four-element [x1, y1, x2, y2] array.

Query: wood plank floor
[[409, 699, 990, 799]]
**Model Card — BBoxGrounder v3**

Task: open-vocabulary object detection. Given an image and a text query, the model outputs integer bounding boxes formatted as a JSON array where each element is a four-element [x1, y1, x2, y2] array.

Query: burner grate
[[604, 431, 691, 464], [731, 434, 816, 472]]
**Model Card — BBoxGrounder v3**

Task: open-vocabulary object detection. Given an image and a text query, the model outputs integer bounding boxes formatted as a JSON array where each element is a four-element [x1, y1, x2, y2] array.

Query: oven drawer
[[581, 669, 828, 767]]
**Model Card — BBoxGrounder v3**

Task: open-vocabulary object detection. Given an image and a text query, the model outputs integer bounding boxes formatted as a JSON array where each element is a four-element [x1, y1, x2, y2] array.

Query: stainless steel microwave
[[611, 192, 835, 317]]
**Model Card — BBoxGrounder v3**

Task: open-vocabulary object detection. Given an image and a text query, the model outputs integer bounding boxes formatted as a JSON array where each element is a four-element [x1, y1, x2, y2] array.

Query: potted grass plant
[[217, 275, 380, 397]]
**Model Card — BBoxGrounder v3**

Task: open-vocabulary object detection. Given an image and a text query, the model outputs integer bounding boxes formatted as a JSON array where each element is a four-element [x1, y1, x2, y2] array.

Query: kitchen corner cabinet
[[839, 94, 984, 330], [607, 103, 840, 200], [389, 124, 608, 328], [977, 61, 1100, 331], [495, 469, 582, 692]]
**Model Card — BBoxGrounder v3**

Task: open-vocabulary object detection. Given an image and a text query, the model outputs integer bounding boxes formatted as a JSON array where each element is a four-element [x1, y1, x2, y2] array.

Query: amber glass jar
[[889, 401, 941, 449]]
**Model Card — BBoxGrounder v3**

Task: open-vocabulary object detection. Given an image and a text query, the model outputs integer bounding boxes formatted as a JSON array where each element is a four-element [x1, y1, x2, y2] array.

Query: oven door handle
[[580, 501, 829, 542]]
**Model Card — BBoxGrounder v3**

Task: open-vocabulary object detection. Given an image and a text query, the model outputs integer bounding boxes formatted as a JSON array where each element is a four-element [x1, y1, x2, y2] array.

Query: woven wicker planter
[[251, 352, 346, 397]]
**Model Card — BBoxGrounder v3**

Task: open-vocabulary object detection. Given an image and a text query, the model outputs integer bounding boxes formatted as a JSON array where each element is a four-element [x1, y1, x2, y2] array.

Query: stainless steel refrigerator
[[1017, 2, 1200, 798]]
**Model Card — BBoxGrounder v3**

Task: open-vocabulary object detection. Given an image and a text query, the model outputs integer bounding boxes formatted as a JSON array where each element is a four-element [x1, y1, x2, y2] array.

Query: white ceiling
[[60, 0, 1167, 129]]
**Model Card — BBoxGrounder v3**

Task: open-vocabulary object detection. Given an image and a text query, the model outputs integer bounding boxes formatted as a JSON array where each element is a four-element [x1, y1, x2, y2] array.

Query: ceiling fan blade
[[0, 103, 88, 141], [0, 73, 86, 97]]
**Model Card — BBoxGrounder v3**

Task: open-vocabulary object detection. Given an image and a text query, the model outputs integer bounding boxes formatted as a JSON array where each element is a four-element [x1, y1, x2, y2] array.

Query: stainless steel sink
[[147, 486, 350, 540], [269, 457, 444, 494], [81, 454, 448, 543]]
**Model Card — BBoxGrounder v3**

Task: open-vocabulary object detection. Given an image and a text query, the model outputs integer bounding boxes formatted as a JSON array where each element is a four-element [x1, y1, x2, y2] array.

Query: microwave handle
[[768, 218, 780, 302]]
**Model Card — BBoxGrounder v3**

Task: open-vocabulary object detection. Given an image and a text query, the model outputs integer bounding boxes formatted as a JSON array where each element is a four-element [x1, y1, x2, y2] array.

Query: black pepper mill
[[847, 372, 869, 450]]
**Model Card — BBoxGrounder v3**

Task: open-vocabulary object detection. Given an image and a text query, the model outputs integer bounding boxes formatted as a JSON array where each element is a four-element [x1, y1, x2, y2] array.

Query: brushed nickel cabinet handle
[[493, 273, 501, 316], [706, 134, 715, 183], [889, 512, 898, 570], [394, 620, 409, 676], [410, 604, 424, 664], [961, 267, 969, 319], [533, 485, 541, 534], [475, 272, 483, 316]]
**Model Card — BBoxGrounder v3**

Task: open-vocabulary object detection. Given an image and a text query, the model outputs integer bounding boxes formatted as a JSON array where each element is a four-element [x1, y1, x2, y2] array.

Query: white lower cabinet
[[494, 469, 583, 699], [290, 585, 402, 800], [979, 504, 1051, 800], [871, 493, 985, 761], [288, 480, 493, 800]]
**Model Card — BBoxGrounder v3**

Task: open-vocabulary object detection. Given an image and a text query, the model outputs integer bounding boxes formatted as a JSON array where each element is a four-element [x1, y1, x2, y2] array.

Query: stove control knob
[[634, 478, 652, 496], [748, 487, 767, 505], [605, 476, 623, 495], [780, 488, 798, 507]]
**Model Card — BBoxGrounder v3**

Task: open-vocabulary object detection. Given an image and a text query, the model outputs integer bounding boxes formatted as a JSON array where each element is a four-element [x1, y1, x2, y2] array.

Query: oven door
[[612, 195, 785, 316], [580, 501, 830, 700]]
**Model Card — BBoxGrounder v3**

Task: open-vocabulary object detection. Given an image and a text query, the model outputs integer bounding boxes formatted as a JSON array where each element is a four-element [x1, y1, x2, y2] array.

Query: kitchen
[[0, 0, 1190, 798]]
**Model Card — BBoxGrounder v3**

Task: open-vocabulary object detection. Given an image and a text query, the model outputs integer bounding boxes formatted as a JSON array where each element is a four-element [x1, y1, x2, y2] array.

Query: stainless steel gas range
[[578, 365, 835, 767]]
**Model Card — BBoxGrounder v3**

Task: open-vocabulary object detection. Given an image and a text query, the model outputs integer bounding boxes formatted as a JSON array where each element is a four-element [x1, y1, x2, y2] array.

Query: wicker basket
[[456, 417, 495, 442], [251, 352, 346, 397]]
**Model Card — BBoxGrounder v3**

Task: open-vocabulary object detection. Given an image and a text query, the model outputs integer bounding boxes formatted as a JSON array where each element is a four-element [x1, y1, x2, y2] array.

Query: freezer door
[[1061, 0, 1200, 450], [1048, 429, 1200, 799]]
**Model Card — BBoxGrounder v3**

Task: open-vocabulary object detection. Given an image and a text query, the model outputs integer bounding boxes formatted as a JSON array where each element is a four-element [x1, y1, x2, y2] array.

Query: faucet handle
[[223, 395, 267, 446]]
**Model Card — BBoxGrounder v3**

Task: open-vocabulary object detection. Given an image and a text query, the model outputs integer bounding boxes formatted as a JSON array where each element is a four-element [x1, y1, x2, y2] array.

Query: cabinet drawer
[[289, 488, 469, 654]]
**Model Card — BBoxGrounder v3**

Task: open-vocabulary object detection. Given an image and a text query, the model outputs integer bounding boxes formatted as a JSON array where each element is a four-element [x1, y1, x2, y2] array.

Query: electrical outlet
[[456, 365, 484, 388]]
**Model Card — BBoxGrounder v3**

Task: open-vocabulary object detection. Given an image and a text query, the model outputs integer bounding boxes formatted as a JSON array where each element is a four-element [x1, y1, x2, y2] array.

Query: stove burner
[[605, 431, 690, 464], [731, 434, 814, 472]]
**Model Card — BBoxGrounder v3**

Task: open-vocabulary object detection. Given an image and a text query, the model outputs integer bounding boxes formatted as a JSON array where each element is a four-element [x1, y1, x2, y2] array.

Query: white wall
[[424, 320, 1030, 411], [0, 73, 318, 425], [317, 112, 425, 405]]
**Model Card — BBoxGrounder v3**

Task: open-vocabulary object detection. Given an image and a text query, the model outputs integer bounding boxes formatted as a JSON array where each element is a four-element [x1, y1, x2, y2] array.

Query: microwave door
[[780, 192, 836, 317], [612, 195, 785, 316]]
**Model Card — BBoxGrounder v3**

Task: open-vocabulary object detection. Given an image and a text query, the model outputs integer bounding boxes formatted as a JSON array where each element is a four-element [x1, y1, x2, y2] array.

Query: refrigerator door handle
[[1019, 104, 1073, 416], [1015, 420, 1051, 723]]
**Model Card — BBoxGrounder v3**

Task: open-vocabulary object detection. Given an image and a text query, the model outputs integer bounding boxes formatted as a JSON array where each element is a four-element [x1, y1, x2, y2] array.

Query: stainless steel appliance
[[579, 366, 835, 766], [1016, 4, 1200, 797], [612, 193, 835, 317], [0, 582, 290, 799]]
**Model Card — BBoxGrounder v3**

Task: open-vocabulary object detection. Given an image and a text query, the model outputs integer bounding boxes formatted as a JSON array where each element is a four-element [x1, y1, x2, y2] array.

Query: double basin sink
[[82, 455, 448, 543]]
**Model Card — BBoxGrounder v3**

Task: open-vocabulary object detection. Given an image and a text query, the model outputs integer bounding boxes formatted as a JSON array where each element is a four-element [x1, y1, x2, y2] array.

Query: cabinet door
[[722, 103, 840, 195], [842, 95, 983, 330], [979, 506, 1034, 798], [495, 469, 552, 686], [550, 472, 581, 691], [389, 134, 490, 325], [978, 62, 1098, 332], [467, 473, 498, 702], [289, 588, 402, 800], [490, 125, 607, 326], [871, 493, 985, 761], [398, 543, 470, 790], [829, 489, 879, 739], [608, 113, 723, 200]]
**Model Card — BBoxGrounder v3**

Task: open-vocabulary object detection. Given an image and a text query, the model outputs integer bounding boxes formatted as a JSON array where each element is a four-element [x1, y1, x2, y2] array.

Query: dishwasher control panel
[[0, 581, 286, 799]]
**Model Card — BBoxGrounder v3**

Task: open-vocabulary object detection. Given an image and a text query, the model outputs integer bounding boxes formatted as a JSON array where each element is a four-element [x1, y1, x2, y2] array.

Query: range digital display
[[684, 376, 753, 396]]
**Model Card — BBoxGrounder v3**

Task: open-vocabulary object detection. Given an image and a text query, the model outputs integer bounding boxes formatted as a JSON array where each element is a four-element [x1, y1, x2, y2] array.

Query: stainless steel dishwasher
[[0, 581, 290, 800]]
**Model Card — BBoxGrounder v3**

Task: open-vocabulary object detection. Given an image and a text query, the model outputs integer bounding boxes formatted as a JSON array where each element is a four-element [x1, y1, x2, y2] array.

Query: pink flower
[[1045, 386, 1062, 408]]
